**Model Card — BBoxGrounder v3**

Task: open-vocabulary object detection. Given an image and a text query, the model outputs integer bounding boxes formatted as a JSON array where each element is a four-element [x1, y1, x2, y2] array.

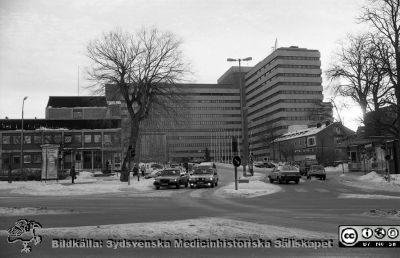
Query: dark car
[[150, 163, 163, 170], [189, 167, 218, 188], [153, 168, 189, 189], [264, 162, 276, 168], [298, 160, 318, 176], [268, 165, 301, 184], [307, 165, 326, 180]]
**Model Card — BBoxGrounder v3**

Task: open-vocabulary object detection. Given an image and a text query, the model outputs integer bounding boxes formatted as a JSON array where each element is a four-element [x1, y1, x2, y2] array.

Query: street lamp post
[[20, 96, 28, 180], [227, 57, 252, 176]]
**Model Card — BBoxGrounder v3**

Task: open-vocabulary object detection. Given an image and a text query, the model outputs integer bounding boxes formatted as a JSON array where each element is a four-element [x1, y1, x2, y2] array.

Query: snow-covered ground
[[214, 180, 282, 198], [338, 193, 400, 199], [0, 172, 164, 196], [212, 163, 282, 198], [0, 207, 79, 216], [0, 217, 334, 239], [335, 171, 400, 192]]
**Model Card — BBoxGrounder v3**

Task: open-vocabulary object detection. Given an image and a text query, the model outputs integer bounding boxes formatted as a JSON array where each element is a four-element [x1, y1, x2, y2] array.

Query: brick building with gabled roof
[[273, 121, 355, 165]]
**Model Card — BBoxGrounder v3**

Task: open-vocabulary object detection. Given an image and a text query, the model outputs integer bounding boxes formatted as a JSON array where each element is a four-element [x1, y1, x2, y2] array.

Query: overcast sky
[[0, 0, 368, 130]]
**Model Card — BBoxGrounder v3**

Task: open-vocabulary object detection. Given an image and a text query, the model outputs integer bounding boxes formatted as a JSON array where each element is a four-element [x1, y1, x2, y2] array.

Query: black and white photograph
[[0, 0, 399, 257]]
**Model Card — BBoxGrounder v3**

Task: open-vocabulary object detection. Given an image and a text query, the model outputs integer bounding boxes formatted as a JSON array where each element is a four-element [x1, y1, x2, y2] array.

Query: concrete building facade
[[106, 83, 242, 163], [244, 46, 332, 160]]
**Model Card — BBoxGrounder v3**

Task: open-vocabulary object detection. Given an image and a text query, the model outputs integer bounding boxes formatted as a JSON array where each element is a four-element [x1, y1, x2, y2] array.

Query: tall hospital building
[[245, 46, 332, 160], [109, 46, 332, 162], [0, 46, 333, 174]]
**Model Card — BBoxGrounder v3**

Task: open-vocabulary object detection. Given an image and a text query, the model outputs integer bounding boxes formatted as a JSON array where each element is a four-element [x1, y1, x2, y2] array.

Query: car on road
[[189, 167, 219, 188], [153, 168, 189, 189], [297, 159, 318, 176], [198, 162, 217, 168], [268, 165, 301, 184], [144, 169, 162, 179], [307, 165, 326, 180], [254, 161, 265, 168]]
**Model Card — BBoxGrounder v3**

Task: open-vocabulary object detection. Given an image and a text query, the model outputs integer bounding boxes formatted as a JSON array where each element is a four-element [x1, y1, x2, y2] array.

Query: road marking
[[315, 188, 330, 193], [294, 188, 307, 192], [189, 188, 208, 198]]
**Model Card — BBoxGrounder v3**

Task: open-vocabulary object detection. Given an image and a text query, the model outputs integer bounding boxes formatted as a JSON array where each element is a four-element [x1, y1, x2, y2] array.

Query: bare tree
[[328, 96, 348, 124], [360, 0, 400, 138], [326, 33, 388, 120], [86, 28, 190, 180]]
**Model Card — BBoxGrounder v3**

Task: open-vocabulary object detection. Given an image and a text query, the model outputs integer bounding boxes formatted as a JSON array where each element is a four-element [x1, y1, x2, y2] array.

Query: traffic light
[[232, 137, 238, 153], [129, 145, 135, 158]]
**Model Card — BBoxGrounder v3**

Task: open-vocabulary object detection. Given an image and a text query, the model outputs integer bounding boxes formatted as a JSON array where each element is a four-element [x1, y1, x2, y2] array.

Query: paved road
[[1, 165, 399, 257]]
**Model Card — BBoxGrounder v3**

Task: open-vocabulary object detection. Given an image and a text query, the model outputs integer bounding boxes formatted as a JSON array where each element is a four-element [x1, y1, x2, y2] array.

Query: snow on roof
[[274, 123, 332, 142]]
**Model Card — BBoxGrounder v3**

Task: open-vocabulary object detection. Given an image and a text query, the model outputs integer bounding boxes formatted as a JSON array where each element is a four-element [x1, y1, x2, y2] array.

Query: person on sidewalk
[[70, 165, 76, 184], [133, 164, 139, 182]]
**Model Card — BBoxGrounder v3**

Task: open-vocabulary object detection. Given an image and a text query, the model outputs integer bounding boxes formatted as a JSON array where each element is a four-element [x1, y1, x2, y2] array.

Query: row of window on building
[[249, 99, 321, 117], [246, 55, 320, 81], [247, 72, 321, 89], [143, 121, 241, 127], [2, 133, 120, 146], [248, 65, 321, 87], [247, 80, 321, 99], [3, 153, 42, 166], [250, 90, 322, 108]]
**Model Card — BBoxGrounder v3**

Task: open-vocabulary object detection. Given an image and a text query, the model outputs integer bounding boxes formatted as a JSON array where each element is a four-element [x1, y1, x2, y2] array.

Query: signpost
[[232, 156, 241, 190], [361, 148, 367, 175], [248, 152, 254, 176]]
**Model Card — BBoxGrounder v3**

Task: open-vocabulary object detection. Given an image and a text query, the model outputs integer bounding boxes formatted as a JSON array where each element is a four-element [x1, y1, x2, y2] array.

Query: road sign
[[233, 156, 241, 167], [249, 153, 254, 162]]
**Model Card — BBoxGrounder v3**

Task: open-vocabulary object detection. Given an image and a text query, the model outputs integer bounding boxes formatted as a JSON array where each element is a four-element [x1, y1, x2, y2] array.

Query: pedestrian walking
[[70, 165, 76, 184], [105, 160, 110, 173], [133, 164, 139, 181], [140, 164, 146, 177]]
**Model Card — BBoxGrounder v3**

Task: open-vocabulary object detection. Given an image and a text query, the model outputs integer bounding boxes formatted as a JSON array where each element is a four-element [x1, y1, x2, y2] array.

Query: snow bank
[[0, 207, 79, 216], [8, 181, 124, 196], [214, 180, 282, 198], [337, 171, 400, 192], [338, 193, 400, 199], [0, 173, 175, 197], [0, 217, 334, 239], [358, 171, 384, 183]]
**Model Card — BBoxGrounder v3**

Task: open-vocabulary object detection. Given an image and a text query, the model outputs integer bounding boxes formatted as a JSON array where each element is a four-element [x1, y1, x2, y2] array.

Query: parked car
[[268, 165, 301, 184], [189, 167, 219, 188], [153, 168, 189, 189], [307, 165, 326, 180]]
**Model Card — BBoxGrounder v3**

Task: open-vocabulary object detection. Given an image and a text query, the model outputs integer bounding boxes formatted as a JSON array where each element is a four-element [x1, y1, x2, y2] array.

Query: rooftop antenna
[[271, 38, 278, 53]]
